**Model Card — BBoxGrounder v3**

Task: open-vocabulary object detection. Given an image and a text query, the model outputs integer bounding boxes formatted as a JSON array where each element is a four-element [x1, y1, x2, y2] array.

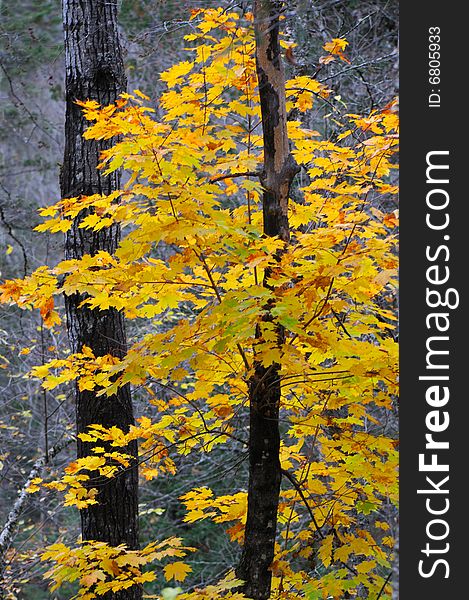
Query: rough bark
[[236, 2, 299, 599], [61, 2, 140, 599]]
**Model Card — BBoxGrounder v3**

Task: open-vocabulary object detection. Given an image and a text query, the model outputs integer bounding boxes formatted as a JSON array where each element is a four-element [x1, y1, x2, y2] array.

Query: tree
[[1, 6, 398, 599], [61, 1, 140, 596], [236, 2, 299, 599]]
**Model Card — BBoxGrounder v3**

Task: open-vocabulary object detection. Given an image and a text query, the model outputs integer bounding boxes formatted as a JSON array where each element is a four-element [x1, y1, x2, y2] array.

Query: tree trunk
[[61, 2, 141, 599], [236, 2, 299, 599]]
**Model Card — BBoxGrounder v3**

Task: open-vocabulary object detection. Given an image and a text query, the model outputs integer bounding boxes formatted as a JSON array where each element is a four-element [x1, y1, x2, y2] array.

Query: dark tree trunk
[[61, 2, 141, 599], [236, 2, 299, 599]]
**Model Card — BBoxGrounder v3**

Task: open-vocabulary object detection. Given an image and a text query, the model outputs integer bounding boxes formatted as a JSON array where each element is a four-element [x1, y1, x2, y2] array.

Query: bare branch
[[0, 439, 72, 567], [210, 171, 261, 183], [319, 53, 397, 83]]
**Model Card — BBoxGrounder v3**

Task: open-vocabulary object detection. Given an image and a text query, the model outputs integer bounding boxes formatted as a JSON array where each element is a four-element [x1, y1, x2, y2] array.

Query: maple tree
[[60, 1, 141, 598], [0, 4, 398, 600]]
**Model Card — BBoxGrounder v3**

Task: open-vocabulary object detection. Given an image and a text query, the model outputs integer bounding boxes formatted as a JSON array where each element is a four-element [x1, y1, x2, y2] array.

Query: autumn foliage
[[0, 7, 398, 600]]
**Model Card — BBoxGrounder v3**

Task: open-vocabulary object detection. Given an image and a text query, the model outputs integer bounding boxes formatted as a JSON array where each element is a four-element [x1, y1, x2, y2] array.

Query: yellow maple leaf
[[323, 38, 349, 53], [322, 38, 350, 63], [318, 534, 334, 567], [133, 89, 150, 101], [160, 61, 194, 88], [115, 552, 146, 568], [81, 569, 106, 586], [101, 557, 121, 575], [163, 561, 192, 582], [26, 477, 43, 494]]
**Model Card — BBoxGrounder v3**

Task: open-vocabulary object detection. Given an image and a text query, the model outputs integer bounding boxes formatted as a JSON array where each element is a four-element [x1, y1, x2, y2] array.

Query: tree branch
[[210, 170, 261, 183], [376, 571, 392, 600], [319, 53, 396, 83], [281, 468, 325, 538], [0, 439, 72, 566]]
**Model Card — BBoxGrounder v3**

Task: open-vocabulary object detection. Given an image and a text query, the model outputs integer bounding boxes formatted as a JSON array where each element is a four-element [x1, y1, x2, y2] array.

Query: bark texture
[[236, 2, 299, 599], [61, 2, 140, 598]]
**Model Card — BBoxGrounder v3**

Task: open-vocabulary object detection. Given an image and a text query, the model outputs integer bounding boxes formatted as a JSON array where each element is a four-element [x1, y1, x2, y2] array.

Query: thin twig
[[319, 53, 396, 83], [210, 170, 261, 183], [0, 439, 72, 565], [376, 571, 392, 600], [281, 468, 325, 539]]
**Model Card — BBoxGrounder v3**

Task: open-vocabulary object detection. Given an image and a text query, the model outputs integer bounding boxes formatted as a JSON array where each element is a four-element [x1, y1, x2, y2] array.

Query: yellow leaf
[[115, 553, 146, 568], [356, 559, 377, 574], [134, 89, 150, 100], [81, 570, 106, 586], [101, 557, 121, 576], [323, 38, 349, 53], [26, 477, 43, 493], [163, 561, 192, 582], [160, 62, 194, 87], [318, 534, 334, 568]]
